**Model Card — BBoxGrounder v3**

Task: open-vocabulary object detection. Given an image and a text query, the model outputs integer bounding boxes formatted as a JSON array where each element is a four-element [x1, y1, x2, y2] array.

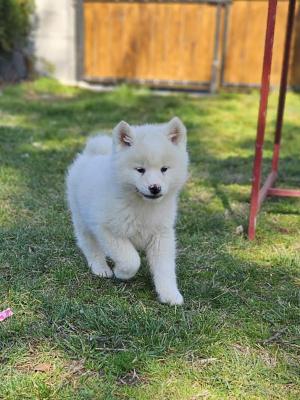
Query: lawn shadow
[[1, 83, 300, 394]]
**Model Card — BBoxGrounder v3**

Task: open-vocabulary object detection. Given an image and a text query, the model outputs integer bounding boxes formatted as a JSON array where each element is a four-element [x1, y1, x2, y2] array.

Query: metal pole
[[271, 0, 296, 173], [248, 0, 278, 240]]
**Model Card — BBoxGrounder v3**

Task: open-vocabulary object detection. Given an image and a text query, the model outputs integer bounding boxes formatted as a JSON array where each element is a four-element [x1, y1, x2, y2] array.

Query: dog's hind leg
[[73, 218, 113, 278]]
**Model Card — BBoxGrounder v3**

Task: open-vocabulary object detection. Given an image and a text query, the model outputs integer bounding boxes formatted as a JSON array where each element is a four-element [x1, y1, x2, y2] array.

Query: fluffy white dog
[[66, 117, 189, 305]]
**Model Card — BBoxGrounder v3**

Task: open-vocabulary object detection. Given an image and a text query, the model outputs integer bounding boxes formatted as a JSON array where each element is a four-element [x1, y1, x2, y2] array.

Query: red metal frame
[[248, 0, 299, 240]]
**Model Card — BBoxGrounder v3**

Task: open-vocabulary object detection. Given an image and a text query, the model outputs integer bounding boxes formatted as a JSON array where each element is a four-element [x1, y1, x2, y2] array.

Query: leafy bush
[[0, 0, 34, 54]]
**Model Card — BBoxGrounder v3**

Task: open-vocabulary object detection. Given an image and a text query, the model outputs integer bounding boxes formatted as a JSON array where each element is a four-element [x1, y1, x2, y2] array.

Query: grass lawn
[[0, 78, 299, 399]]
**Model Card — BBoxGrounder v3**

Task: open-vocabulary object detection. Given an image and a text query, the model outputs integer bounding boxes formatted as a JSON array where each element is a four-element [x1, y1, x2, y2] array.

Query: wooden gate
[[81, 0, 300, 89]]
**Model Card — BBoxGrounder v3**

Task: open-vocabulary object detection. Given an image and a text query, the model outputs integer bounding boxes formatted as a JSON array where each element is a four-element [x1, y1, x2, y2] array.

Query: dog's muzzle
[[136, 188, 163, 200]]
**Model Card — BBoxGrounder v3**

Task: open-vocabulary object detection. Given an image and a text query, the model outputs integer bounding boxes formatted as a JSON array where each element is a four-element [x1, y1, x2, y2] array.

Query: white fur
[[66, 117, 189, 305]]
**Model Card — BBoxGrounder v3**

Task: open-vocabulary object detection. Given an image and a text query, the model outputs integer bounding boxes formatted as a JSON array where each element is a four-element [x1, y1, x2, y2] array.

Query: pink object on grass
[[0, 308, 13, 322]]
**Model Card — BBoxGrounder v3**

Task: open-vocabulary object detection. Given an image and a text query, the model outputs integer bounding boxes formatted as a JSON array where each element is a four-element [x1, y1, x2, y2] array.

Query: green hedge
[[0, 0, 34, 54]]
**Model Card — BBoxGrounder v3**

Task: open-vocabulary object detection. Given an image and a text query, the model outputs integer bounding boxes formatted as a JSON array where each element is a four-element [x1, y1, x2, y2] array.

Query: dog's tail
[[83, 135, 112, 156]]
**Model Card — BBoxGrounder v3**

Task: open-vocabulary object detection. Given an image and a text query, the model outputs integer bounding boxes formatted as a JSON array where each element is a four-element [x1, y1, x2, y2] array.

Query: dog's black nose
[[149, 185, 161, 195]]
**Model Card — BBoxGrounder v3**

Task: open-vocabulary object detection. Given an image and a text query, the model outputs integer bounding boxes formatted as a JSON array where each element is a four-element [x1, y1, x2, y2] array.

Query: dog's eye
[[135, 167, 146, 174], [161, 167, 168, 173]]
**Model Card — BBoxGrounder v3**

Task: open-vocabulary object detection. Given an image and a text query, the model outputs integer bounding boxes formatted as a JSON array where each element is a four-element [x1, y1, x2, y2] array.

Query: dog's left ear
[[166, 117, 187, 147]]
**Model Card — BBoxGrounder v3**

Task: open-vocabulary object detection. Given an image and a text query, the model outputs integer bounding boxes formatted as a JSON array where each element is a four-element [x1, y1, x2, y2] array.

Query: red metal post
[[248, 0, 300, 239], [271, 0, 296, 173], [248, 0, 278, 240], [268, 188, 300, 197]]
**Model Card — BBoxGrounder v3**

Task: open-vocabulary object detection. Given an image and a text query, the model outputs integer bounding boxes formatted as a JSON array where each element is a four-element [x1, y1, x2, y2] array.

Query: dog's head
[[111, 117, 189, 201]]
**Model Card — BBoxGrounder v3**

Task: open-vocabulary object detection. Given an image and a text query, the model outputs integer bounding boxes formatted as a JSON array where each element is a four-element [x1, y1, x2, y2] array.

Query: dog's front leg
[[147, 230, 183, 305], [99, 228, 140, 280]]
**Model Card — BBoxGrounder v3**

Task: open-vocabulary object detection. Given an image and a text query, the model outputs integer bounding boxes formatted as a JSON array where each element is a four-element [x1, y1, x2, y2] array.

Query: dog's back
[[83, 135, 112, 156]]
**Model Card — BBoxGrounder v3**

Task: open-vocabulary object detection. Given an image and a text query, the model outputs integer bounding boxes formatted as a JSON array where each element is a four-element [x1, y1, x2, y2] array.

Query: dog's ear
[[113, 121, 134, 149], [166, 117, 187, 146]]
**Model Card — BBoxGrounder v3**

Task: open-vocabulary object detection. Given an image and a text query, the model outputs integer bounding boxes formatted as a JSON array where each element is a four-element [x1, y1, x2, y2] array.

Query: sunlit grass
[[0, 78, 299, 399]]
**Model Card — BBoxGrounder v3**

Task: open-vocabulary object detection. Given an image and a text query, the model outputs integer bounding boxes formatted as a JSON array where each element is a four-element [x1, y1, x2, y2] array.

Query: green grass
[[0, 78, 299, 399]]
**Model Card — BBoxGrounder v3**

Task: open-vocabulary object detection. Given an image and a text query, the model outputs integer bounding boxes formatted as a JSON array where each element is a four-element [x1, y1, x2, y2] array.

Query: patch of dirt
[[232, 343, 277, 368], [117, 369, 147, 386], [190, 390, 210, 399], [258, 349, 277, 368], [185, 352, 217, 369], [232, 343, 251, 356], [34, 363, 52, 373], [66, 359, 86, 376]]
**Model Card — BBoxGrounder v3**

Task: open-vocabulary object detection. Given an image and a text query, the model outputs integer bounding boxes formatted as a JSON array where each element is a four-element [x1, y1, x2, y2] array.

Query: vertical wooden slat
[[290, 4, 300, 87]]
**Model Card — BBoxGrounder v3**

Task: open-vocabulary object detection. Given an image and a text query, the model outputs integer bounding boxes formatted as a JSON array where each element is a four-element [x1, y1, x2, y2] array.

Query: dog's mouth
[[136, 188, 163, 200], [142, 193, 163, 199]]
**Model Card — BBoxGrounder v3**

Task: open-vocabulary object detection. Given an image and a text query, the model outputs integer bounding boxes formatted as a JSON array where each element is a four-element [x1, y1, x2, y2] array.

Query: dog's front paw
[[90, 263, 113, 278], [114, 267, 137, 280], [114, 254, 140, 280], [158, 290, 184, 306]]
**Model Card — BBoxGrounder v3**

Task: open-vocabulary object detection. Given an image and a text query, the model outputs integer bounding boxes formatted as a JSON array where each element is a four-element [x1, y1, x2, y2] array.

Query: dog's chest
[[108, 203, 173, 248]]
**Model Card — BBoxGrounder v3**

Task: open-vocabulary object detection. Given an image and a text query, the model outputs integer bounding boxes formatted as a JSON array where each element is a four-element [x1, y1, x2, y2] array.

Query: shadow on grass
[[1, 218, 299, 375]]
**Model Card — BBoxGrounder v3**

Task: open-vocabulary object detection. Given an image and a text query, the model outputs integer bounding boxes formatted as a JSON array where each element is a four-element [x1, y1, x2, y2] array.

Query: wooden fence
[[83, 0, 300, 89]]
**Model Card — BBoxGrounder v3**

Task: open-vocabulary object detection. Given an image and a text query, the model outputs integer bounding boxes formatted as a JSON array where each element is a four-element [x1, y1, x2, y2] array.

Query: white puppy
[[66, 117, 189, 305]]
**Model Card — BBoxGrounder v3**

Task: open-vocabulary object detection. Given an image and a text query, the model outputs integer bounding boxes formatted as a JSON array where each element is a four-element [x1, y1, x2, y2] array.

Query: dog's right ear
[[112, 121, 134, 150]]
